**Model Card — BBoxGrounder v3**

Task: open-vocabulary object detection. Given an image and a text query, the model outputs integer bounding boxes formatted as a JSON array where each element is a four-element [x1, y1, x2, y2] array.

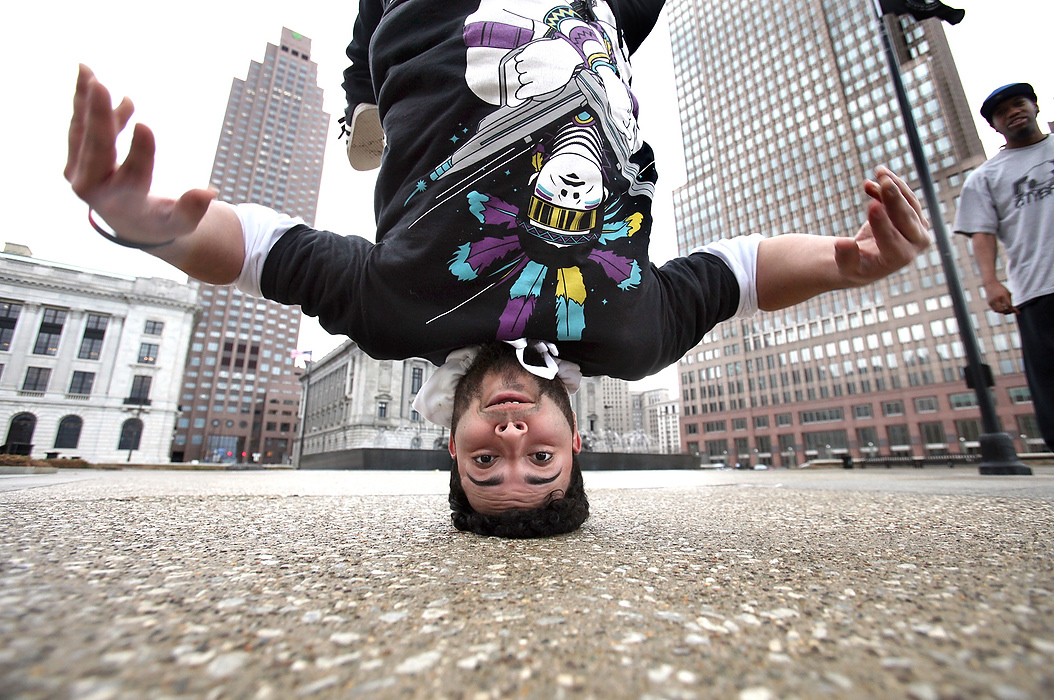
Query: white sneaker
[[346, 103, 384, 171]]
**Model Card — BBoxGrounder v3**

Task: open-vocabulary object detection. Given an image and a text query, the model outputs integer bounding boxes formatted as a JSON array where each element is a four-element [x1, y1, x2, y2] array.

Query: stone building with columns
[[293, 341, 625, 464], [0, 246, 197, 463]]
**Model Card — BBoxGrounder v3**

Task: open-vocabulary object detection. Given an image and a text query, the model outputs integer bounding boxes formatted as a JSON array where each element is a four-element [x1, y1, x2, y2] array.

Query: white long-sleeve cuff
[[694, 234, 762, 318], [231, 203, 305, 298]]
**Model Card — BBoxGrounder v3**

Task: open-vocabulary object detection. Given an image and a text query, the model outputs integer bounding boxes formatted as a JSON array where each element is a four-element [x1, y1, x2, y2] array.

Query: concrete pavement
[[2, 467, 1053, 699]]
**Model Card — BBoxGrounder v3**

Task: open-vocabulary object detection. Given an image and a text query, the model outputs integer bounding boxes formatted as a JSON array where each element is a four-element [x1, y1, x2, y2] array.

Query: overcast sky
[[4, 0, 1049, 393]]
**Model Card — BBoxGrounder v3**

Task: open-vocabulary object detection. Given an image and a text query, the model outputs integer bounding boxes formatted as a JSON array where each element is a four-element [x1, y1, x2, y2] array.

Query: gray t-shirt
[[954, 135, 1054, 305]]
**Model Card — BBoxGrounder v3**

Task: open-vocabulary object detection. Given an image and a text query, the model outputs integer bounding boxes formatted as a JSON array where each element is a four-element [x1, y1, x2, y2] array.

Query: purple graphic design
[[464, 22, 534, 50]]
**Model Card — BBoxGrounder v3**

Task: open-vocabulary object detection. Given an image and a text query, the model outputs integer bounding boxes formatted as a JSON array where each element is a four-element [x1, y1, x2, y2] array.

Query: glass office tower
[[666, 1, 1042, 464], [173, 28, 330, 463]]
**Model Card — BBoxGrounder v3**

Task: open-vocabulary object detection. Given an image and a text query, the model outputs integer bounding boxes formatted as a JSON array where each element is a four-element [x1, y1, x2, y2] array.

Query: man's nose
[[495, 419, 528, 436]]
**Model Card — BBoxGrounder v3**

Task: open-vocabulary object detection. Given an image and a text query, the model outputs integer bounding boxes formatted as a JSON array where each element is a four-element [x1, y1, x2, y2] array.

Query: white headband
[[412, 339, 582, 428]]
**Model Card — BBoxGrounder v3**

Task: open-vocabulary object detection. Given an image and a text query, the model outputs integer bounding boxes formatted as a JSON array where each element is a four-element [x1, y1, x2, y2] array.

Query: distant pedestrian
[[954, 82, 1054, 449]]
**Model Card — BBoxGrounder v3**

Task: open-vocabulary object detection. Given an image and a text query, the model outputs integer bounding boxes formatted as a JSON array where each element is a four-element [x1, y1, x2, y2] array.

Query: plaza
[[2, 466, 1052, 698]]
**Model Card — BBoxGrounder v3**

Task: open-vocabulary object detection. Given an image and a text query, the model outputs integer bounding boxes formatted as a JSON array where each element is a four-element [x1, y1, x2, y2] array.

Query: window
[[803, 430, 849, 454], [949, 392, 978, 410], [54, 416, 83, 449], [78, 314, 108, 360], [144, 320, 164, 335], [920, 421, 946, 445], [705, 439, 729, 460], [887, 424, 911, 447], [914, 397, 939, 413], [118, 419, 143, 451], [776, 413, 792, 427], [22, 367, 51, 392], [0, 302, 21, 351], [800, 408, 844, 424], [1017, 414, 1042, 446], [378, 401, 388, 418], [411, 366, 424, 394], [68, 371, 95, 395], [33, 308, 66, 356], [1008, 387, 1032, 404], [852, 404, 873, 419], [857, 426, 879, 452], [754, 415, 769, 429], [955, 418, 981, 444], [882, 400, 905, 417], [128, 375, 152, 404], [732, 418, 747, 430], [138, 343, 159, 364]]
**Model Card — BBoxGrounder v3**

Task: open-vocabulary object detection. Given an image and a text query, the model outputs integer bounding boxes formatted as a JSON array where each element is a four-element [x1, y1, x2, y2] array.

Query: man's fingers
[[866, 196, 899, 254], [114, 96, 135, 133], [65, 65, 95, 182], [879, 168, 926, 221], [119, 122, 157, 195], [862, 178, 882, 202], [878, 173, 930, 250], [72, 78, 120, 198]]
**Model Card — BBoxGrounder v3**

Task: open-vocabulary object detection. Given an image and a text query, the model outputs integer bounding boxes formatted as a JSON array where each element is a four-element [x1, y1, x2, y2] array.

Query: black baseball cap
[[980, 83, 1038, 124]]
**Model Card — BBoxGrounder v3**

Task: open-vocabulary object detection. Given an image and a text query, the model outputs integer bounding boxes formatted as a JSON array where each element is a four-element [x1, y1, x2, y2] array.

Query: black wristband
[[88, 208, 178, 250]]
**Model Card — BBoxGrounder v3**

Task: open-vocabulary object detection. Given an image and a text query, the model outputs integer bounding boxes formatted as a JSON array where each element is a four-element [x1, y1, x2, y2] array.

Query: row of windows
[[690, 412, 1043, 459], [14, 365, 153, 402], [685, 320, 1020, 383], [7, 412, 145, 452], [686, 359, 1028, 414], [0, 302, 164, 362], [683, 386, 1031, 434]]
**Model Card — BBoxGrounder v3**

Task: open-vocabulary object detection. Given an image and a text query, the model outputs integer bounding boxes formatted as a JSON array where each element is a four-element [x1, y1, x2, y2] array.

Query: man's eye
[[474, 455, 496, 465], [533, 452, 554, 463]]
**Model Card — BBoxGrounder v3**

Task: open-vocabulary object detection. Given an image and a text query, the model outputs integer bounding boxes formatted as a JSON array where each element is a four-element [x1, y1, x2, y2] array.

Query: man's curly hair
[[447, 342, 589, 538]]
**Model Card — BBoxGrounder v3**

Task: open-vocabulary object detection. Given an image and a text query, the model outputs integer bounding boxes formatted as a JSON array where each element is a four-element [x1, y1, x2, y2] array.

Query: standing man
[[955, 83, 1054, 450]]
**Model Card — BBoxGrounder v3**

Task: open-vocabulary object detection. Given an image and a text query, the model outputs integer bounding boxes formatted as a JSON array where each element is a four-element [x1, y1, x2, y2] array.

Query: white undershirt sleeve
[[231, 203, 305, 298], [694, 233, 762, 318]]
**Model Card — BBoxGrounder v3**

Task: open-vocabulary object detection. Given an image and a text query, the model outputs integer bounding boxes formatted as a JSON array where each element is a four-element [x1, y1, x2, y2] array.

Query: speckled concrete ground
[[2, 468, 1053, 700]]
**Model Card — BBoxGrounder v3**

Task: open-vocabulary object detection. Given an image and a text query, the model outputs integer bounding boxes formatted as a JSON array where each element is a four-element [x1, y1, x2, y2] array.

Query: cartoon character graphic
[[1013, 159, 1054, 208], [416, 0, 652, 341]]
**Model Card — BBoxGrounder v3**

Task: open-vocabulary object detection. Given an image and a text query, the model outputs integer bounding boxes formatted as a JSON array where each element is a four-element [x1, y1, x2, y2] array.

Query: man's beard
[[450, 343, 574, 435]]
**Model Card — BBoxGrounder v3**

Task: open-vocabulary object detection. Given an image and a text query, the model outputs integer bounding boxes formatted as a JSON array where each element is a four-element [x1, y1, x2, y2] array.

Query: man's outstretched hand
[[756, 167, 931, 311], [65, 65, 215, 247], [835, 166, 931, 286]]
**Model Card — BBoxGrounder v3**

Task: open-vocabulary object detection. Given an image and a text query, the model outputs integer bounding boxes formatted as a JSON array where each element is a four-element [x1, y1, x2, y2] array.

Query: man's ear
[[571, 414, 582, 454], [448, 432, 457, 459]]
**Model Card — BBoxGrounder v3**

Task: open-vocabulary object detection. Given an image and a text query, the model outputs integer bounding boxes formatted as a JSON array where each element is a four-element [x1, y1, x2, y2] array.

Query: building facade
[[650, 397, 681, 456], [0, 247, 197, 463], [638, 388, 675, 453], [293, 344, 653, 461], [667, 1, 1041, 464], [174, 28, 330, 464], [294, 341, 446, 462]]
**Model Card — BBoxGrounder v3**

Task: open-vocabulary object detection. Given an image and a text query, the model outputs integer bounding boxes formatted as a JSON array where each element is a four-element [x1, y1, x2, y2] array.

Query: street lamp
[[121, 404, 147, 463], [869, 0, 1029, 475]]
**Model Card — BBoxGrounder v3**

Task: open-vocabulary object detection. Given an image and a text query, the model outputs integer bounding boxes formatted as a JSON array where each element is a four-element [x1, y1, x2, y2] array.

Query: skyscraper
[[667, 1, 1043, 464], [172, 28, 330, 464]]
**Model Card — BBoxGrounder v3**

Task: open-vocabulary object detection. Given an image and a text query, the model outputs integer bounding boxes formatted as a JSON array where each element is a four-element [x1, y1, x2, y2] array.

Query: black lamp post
[[870, 0, 1030, 475]]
